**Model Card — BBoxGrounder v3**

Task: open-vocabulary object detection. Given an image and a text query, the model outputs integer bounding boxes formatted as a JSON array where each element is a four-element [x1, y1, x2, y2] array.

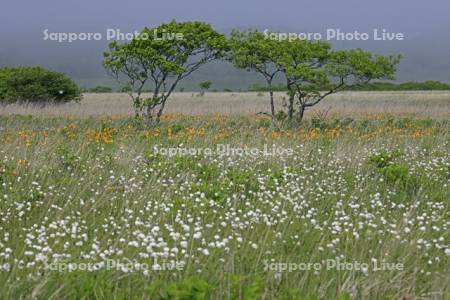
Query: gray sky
[[2, 0, 449, 36], [2, 0, 449, 84]]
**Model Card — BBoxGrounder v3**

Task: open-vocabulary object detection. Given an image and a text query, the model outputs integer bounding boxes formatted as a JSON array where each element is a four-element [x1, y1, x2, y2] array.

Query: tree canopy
[[228, 30, 283, 125], [103, 20, 228, 125], [229, 30, 400, 127], [104, 23, 400, 128]]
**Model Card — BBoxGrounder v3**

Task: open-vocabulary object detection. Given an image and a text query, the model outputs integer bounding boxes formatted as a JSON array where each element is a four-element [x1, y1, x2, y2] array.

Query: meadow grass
[[0, 114, 449, 299], [1, 91, 449, 119]]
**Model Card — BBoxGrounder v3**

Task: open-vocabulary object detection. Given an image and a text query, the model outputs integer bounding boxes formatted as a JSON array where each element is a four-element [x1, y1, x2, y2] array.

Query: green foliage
[[252, 81, 450, 92], [229, 29, 400, 127], [228, 30, 282, 79], [230, 275, 263, 300], [198, 80, 212, 96], [0, 66, 81, 104], [167, 277, 210, 300], [0, 159, 13, 184], [369, 150, 418, 190], [144, 277, 211, 300], [278, 42, 400, 115], [369, 149, 403, 169], [249, 80, 450, 91], [379, 163, 410, 184], [88, 85, 113, 93], [278, 39, 331, 87], [56, 145, 78, 169], [229, 30, 284, 123], [326, 49, 400, 84], [120, 85, 132, 93], [226, 167, 260, 192], [347, 80, 450, 91], [275, 110, 288, 121], [103, 20, 227, 123], [198, 81, 212, 91]]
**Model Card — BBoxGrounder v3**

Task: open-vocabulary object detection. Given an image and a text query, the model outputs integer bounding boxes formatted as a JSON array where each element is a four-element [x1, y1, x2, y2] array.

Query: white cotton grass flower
[[0, 134, 448, 293]]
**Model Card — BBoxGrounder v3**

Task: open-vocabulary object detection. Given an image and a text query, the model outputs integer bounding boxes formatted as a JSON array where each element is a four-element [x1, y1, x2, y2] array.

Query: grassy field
[[0, 94, 449, 299], [0, 91, 449, 118]]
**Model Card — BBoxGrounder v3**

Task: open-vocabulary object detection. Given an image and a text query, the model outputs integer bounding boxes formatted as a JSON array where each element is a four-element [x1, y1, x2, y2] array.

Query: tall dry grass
[[1, 91, 449, 119]]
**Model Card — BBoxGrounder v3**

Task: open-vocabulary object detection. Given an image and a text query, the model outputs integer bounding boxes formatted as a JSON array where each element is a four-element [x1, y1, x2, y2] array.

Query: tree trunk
[[143, 91, 160, 127], [285, 79, 295, 124], [296, 105, 305, 128], [144, 105, 154, 127], [131, 93, 141, 118], [268, 81, 276, 127], [287, 92, 294, 122], [155, 97, 168, 125]]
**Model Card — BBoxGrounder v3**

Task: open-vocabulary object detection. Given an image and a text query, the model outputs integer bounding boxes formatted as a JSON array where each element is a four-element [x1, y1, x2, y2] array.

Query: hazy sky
[[2, 0, 450, 36], [1, 0, 449, 83]]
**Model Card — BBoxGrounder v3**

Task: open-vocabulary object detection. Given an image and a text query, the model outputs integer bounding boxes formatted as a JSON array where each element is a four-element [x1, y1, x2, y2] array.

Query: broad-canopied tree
[[103, 20, 227, 125], [228, 30, 400, 127], [277, 39, 400, 126]]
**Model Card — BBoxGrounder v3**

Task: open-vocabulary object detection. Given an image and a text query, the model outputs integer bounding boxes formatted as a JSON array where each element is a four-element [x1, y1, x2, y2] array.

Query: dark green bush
[[369, 149, 403, 169], [0, 66, 81, 104], [369, 150, 418, 191]]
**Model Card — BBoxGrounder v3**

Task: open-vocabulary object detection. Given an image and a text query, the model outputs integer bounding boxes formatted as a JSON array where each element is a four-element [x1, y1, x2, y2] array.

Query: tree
[[228, 30, 283, 127], [198, 80, 212, 96], [276, 39, 330, 125], [103, 20, 227, 126], [0, 66, 81, 105], [276, 38, 400, 127]]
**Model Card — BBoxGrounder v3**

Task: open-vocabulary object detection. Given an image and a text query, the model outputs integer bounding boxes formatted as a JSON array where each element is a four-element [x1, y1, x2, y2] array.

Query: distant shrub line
[[84, 81, 450, 94], [83, 85, 113, 93], [248, 81, 450, 92]]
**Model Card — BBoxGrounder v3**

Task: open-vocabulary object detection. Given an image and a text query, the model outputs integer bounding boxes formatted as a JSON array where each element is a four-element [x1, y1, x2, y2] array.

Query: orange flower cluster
[[17, 130, 44, 146], [86, 128, 117, 144], [61, 123, 79, 139], [16, 159, 27, 166], [143, 128, 161, 139], [167, 127, 206, 140], [6, 116, 441, 148]]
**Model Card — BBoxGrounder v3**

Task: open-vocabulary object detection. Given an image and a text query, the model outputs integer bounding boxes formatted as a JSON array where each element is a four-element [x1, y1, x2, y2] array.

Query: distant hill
[[1, 27, 449, 90]]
